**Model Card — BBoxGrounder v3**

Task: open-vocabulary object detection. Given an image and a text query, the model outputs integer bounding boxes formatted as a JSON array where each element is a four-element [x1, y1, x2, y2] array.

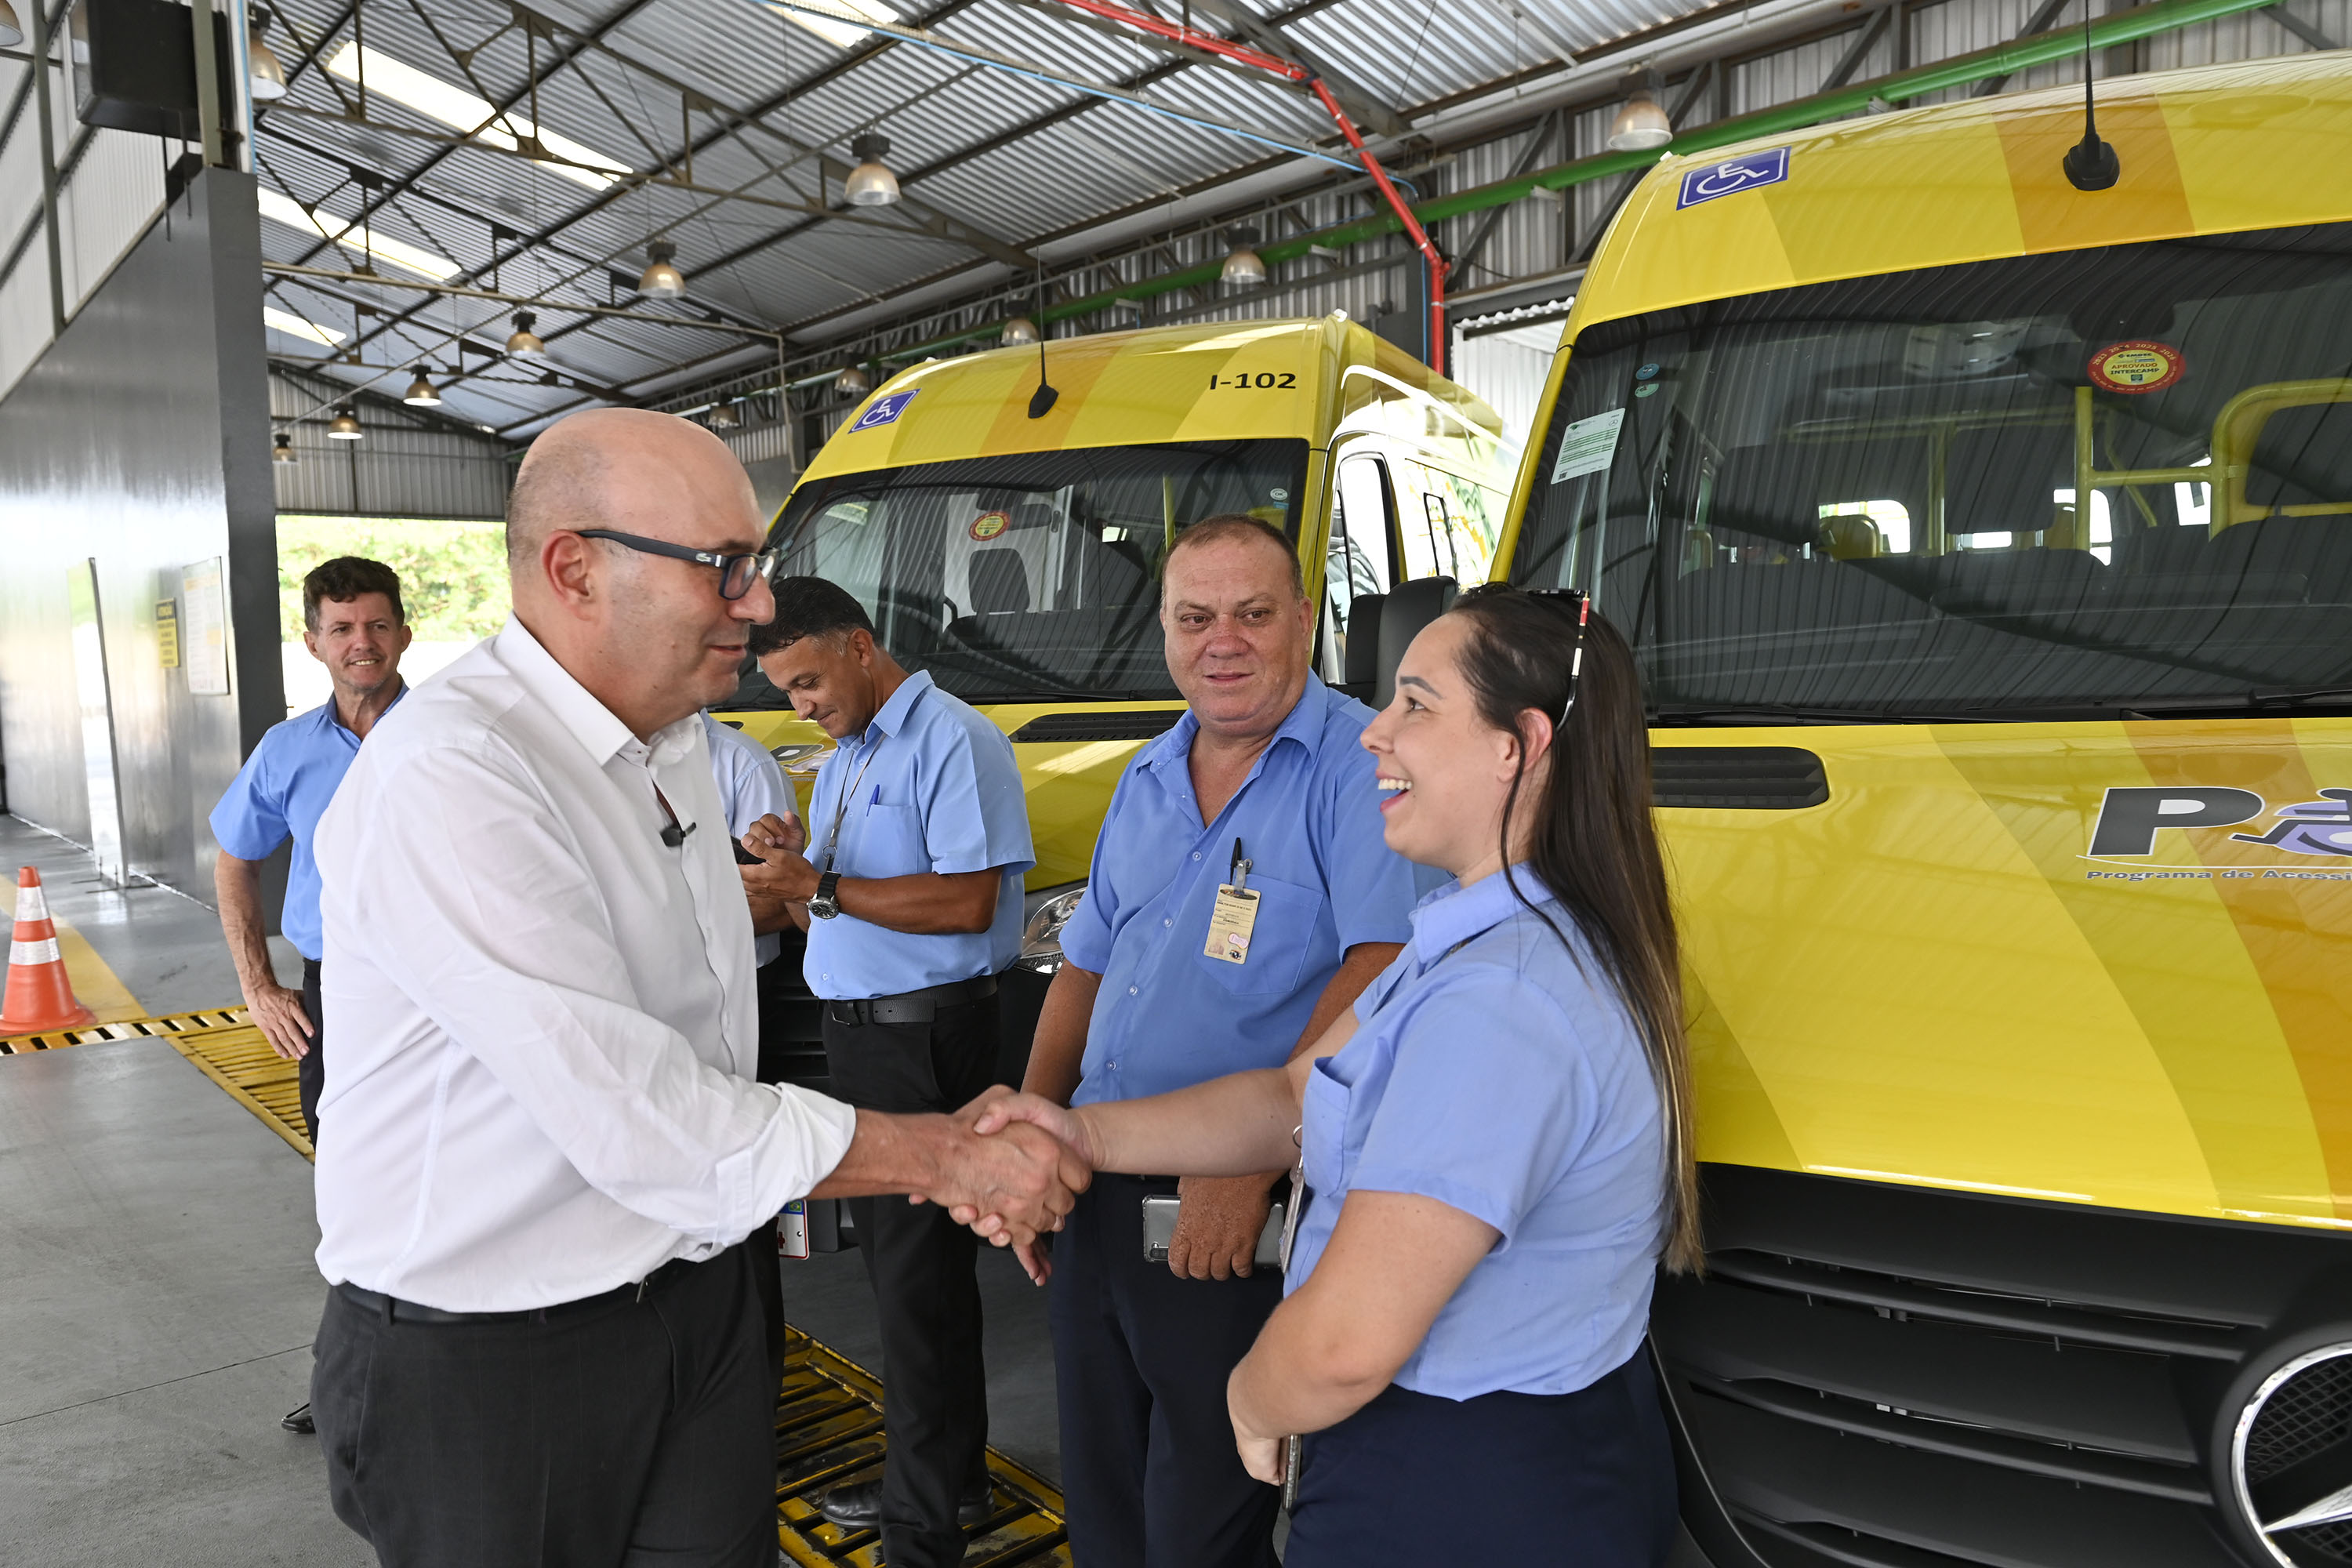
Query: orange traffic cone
[[2, 868, 96, 1033]]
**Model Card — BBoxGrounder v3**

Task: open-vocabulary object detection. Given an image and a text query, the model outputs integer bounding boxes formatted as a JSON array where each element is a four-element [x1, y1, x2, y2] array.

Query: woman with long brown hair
[[972, 585, 1698, 1563]]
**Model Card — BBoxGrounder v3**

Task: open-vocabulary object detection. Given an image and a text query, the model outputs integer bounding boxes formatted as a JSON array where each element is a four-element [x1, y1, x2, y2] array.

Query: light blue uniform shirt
[[801, 670, 1034, 1000], [209, 691, 405, 962], [1059, 675, 1428, 1107], [702, 713, 794, 969], [1289, 869, 1669, 1400]]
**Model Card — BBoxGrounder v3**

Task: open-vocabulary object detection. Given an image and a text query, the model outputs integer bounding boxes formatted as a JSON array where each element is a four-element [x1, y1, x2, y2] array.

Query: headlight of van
[[1017, 884, 1086, 975], [770, 742, 834, 777]]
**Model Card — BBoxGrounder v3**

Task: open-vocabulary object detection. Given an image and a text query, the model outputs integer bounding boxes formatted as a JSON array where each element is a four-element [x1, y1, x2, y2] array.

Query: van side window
[[1328, 454, 1396, 637]]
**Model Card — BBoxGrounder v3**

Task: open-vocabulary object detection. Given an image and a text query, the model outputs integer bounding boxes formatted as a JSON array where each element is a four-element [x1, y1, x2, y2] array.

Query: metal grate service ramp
[[778, 1329, 1070, 1566], [4, 1005, 1069, 1559]]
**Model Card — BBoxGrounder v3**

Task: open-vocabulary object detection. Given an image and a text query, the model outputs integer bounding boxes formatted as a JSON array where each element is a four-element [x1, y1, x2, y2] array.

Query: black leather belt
[[335, 1255, 699, 1325], [826, 973, 996, 1027]]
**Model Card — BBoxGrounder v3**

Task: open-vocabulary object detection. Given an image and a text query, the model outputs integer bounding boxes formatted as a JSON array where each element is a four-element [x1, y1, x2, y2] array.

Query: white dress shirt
[[700, 712, 794, 969], [312, 617, 858, 1312]]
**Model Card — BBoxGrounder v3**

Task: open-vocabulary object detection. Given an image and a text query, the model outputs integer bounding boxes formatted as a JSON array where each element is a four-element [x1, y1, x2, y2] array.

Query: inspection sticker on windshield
[[1551, 408, 1627, 483], [850, 390, 918, 431], [970, 510, 1010, 541], [1677, 148, 1791, 209], [2088, 341, 2186, 394]]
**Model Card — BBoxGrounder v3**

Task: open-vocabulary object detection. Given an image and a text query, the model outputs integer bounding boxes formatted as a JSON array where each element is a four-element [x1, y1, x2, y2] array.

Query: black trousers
[[299, 958, 325, 1147], [1048, 1173, 1283, 1568], [822, 992, 999, 1568], [311, 1240, 775, 1568], [1286, 1351, 1678, 1567]]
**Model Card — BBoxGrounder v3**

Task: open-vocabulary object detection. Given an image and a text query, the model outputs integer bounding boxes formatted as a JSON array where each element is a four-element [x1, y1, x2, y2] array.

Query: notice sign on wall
[[180, 557, 230, 695], [155, 600, 180, 668]]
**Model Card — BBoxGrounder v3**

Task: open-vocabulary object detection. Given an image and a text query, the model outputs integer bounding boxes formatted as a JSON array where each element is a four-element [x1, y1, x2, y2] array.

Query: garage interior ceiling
[[239, 0, 2337, 444], [243, 0, 1776, 439]]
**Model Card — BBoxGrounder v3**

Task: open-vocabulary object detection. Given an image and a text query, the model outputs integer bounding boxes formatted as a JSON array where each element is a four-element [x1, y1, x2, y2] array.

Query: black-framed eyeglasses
[[1525, 587, 1592, 730], [575, 528, 777, 601]]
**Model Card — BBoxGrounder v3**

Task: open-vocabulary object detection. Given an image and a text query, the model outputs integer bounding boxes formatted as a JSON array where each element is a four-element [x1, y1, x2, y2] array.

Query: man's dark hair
[[751, 575, 874, 658], [1162, 514, 1304, 601], [303, 557, 405, 631]]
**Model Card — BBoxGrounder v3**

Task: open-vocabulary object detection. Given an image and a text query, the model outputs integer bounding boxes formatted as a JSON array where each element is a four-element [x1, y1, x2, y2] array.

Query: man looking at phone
[[739, 576, 1034, 1568], [1018, 515, 1423, 1567]]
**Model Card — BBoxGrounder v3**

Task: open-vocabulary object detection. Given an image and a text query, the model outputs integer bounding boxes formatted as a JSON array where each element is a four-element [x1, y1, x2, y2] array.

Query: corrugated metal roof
[[245, 0, 2339, 444], [253, 0, 1668, 436]]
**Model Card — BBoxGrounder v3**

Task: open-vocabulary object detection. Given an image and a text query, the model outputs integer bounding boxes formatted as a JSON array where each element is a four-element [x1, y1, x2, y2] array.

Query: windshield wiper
[[2118, 687, 2352, 716], [1653, 703, 1997, 725], [961, 687, 1174, 704]]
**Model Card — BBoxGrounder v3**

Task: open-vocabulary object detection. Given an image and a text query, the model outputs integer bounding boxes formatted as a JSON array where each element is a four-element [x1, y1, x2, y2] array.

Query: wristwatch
[[808, 871, 844, 920]]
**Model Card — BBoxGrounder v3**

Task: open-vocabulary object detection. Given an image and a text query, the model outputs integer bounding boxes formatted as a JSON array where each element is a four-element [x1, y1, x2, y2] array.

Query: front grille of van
[[1652, 746, 1829, 810], [1655, 1164, 2352, 1568]]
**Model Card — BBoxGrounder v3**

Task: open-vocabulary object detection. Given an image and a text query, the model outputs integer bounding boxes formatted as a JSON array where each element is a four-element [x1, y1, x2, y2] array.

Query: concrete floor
[[0, 811, 1064, 1564], [0, 1037, 365, 1567]]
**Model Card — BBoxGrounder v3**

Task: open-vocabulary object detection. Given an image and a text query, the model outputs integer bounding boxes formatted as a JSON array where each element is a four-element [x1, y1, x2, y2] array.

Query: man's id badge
[[1204, 884, 1260, 964]]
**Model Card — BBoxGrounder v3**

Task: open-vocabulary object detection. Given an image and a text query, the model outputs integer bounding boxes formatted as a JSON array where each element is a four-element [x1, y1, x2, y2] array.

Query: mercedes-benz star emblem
[[2233, 1342, 2352, 1567]]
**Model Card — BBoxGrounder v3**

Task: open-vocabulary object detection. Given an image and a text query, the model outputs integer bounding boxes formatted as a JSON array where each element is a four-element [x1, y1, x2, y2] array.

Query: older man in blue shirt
[[739, 576, 1034, 1568], [1018, 514, 1425, 1568]]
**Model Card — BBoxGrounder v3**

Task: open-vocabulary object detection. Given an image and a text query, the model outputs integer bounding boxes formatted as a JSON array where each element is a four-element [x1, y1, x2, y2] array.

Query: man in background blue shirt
[[739, 576, 1033, 1568], [1019, 515, 1424, 1568], [209, 555, 408, 1437]]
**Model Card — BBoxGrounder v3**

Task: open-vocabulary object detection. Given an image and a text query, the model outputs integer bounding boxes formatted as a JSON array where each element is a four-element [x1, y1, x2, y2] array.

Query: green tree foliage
[[277, 516, 510, 644]]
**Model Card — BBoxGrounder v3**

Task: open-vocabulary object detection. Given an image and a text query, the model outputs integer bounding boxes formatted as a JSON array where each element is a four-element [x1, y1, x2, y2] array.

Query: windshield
[[1510, 223, 2352, 721], [735, 439, 1308, 707]]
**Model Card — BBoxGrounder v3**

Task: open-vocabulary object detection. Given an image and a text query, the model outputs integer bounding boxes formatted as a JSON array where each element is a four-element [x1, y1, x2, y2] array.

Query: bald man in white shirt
[[307, 408, 1081, 1568]]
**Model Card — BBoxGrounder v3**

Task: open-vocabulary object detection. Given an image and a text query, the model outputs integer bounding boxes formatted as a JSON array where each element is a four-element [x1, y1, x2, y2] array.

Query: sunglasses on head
[[1523, 588, 1592, 731]]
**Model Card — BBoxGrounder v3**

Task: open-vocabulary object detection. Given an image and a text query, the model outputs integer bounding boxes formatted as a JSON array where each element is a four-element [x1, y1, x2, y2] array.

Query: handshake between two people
[[828, 1088, 1101, 1281]]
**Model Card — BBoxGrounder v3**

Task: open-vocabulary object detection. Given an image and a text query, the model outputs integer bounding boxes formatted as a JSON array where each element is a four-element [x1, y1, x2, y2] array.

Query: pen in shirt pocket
[[866, 784, 881, 812]]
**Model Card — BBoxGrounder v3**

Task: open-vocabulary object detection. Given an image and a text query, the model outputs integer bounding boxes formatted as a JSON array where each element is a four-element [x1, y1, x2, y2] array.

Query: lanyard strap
[[818, 740, 884, 873]]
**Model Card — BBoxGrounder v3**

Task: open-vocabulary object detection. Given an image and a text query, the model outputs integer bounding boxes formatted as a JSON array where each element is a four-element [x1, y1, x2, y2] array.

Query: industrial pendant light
[[1221, 227, 1268, 289], [247, 5, 289, 101], [833, 365, 872, 397], [0, 0, 24, 49], [1606, 69, 1674, 151], [272, 430, 297, 464], [999, 317, 1038, 347], [506, 310, 546, 357], [638, 241, 686, 299], [327, 405, 363, 440], [844, 134, 902, 207], [403, 368, 442, 406]]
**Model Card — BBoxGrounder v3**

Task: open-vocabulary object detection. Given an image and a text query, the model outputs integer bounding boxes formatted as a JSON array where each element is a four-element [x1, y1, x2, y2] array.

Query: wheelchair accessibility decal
[[2083, 786, 2352, 880], [849, 390, 918, 432], [1677, 148, 1791, 209]]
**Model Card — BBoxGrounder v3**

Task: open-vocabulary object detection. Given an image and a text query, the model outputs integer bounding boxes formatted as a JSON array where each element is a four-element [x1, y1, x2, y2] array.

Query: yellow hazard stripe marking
[[0, 882, 144, 1024]]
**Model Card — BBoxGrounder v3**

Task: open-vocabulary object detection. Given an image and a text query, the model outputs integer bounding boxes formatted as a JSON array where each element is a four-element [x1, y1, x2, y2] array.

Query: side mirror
[[1374, 576, 1457, 711]]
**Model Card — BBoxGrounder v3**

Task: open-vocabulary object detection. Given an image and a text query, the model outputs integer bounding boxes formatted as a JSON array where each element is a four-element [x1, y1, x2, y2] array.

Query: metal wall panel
[[0, 172, 283, 905], [61, 130, 168, 317], [269, 368, 513, 519]]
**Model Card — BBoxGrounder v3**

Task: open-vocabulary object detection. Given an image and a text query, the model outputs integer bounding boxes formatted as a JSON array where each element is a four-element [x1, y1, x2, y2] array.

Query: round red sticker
[[2087, 340, 2186, 394], [969, 510, 1010, 541]]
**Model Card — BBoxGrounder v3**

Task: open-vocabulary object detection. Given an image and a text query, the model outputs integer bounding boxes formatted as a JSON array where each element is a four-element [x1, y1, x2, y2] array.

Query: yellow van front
[[728, 316, 1508, 893], [1498, 55, 2352, 1568]]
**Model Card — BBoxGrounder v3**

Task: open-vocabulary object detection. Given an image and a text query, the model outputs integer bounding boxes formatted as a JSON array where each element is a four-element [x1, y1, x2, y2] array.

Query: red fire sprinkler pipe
[[1051, 0, 1450, 374]]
